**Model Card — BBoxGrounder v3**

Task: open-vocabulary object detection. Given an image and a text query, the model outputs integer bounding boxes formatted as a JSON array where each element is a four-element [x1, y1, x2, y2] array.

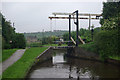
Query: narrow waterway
[[27, 49, 120, 80]]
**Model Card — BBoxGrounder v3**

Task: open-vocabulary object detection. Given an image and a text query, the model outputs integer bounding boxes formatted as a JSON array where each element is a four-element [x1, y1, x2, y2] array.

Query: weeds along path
[[1, 49, 26, 75]]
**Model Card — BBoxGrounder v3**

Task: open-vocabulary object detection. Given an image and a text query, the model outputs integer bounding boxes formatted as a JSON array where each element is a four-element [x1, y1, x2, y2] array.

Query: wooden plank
[[52, 13, 102, 16], [49, 17, 100, 20], [53, 41, 72, 42], [78, 36, 85, 44], [71, 37, 76, 45]]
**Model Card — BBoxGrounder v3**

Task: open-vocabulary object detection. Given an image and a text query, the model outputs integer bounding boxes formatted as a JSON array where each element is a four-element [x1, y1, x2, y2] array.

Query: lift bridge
[[48, 10, 102, 47]]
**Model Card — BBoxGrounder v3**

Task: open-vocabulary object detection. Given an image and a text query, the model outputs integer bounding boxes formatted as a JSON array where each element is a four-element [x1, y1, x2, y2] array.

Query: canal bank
[[35, 46, 120, 67], [3, 46, 119, 79], [66, 47, 120, 66], [2, 47, 48, 79], [27, 48, 120, 79]]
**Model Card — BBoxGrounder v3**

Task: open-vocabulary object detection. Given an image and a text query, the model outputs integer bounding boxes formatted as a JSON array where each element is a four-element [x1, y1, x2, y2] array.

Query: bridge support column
[[76, 10, 79, 47], [89, 14, 91, 30], [69, 15, 71, 41]]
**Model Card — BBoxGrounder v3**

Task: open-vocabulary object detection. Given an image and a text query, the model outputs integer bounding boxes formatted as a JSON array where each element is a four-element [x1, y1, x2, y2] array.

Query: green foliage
[[42, 36, 58, 45], [2, 49, 18, 62], [63, 27, 101, 43], [80, 42, 98, 54], [100, 2, 120, 25], [109, 56, 120, 60], [79, 4, 120, 60], [2, 47, 48, 78], [95, 2, 120, 60], [101, 17, 119, 30], [102, 2, 120, 19], [94, 30, 119, 58], [12, 33, 26, 49], [75, 2, 120, 61], [79, 28, 92, 42], [1, 13, 26, 49], [24, 31, 68, 39], [63, 32, 69, 41]]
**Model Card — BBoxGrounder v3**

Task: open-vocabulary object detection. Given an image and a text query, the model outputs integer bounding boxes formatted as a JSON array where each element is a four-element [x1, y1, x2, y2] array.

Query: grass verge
[[79, 42, 98, 53], [109, 56, 120, 60], [2, 47, 48, 78], [2, 49, 18, 62], [79, 42, 120, 61]]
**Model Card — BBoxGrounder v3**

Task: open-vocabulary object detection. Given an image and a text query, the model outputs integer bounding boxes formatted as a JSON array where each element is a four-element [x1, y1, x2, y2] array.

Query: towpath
[[0, 49, 26, 75]]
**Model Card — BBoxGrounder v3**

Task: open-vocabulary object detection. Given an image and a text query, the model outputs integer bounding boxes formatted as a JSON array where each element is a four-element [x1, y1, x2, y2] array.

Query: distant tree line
[[41, 36, 59, 45], [26, 36, 59, 47], [24, 30, 68, 39], [1, 13, 26, 49]]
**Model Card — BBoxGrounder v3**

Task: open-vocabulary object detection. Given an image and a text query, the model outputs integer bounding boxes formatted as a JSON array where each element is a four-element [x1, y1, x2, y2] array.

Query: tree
[[13, 33, 26, 49], [94, 2, 120, 59], [100, 2, 120, 25], [1, 13, 26, 49]]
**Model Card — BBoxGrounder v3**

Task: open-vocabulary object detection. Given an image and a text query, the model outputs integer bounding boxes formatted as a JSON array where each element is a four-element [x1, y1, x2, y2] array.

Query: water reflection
[[67, 58, 120, 79], [27, 49, 120, 79], [53, 52, 66, 64]]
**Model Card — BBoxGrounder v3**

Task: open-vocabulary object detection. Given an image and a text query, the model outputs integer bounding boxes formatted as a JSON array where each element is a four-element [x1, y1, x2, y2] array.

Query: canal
[[27, 49, 120, 80]]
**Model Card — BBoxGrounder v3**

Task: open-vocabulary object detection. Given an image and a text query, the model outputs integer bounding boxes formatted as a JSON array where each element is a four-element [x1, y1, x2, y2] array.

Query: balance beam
[[71, 37, 76, 45], [78, 36, 85, 44]]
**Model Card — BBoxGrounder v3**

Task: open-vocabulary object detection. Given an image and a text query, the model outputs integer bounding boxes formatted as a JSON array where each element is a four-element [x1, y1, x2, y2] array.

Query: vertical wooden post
[[69, 15, 71, 41], [89, 14, 91, 30], [76, 10, 79, 47]]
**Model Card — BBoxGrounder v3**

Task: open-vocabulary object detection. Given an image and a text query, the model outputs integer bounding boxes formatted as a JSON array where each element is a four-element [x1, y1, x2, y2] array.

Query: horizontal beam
[[53, 41, 72, 42], [52, 12, 102, 16], [49, 17, 100, 20]]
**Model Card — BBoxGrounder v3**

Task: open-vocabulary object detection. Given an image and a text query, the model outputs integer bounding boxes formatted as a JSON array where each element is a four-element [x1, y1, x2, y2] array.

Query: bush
[[14, 33, 26, 49], [80, 42, 98, 54], [94, 30, 119, 59], [42, 36, 58, 45]]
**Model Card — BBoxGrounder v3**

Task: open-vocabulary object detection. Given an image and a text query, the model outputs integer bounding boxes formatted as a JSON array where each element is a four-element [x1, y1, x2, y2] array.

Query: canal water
[[27, 49, 120, 80]]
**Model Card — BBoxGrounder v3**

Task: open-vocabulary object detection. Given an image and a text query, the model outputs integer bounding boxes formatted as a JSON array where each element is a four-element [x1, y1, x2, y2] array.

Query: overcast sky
[[1, 0, 105, 33]]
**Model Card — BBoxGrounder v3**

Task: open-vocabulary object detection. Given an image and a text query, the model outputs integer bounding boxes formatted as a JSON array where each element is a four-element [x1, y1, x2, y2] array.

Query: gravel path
[[0, 49, 26, 75]]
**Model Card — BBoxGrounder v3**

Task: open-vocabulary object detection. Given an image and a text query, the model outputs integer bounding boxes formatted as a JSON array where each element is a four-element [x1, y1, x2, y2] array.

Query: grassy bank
[[80, 42, 120, 60], [79, 42, 98, 54], [2, 47, 48, 78], [109, 56, 120, 60], [2, 49, 18, 62]]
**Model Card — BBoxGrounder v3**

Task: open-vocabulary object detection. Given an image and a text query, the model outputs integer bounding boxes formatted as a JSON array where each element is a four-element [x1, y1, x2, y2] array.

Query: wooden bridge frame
[[49, 10, 102, 47]]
